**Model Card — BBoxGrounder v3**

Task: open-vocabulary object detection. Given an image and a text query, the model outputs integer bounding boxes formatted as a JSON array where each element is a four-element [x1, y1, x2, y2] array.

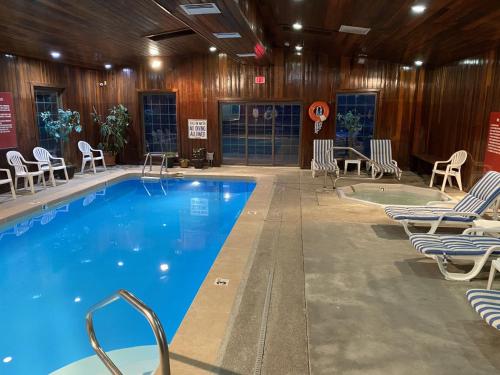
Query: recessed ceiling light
[[284, 41, 290, 47], [209, 46, 217, 52], [295, 45, 303, 51], [296, 52, 302, 56], [213, 32, 241, 39], [122, 68, 132, 73], [149, 45, 159, 56], [4, 54, 14, 58], [411, 4, 426, 14], [104, 64, 112, 69], [402, 66, 412, 71], [414, 60, 423, 66], [151, 59, 162, 69], [292, 22, 302, 30], [50, 51, 61, 59]]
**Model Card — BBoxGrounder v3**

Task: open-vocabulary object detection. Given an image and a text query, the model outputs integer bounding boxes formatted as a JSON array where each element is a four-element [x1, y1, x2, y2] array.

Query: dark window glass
[[34, 88, 62, 156], [142, 93, 178, 152], [335, 92, 377, 157]]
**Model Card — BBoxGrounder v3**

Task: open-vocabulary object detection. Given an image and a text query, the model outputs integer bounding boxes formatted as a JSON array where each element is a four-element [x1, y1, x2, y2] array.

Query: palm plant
[[92, 104, 130, 155]]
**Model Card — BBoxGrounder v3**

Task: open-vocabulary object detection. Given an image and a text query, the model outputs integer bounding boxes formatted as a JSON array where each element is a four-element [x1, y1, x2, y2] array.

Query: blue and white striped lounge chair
[[311, 139, 339, 179], [466, 289, 500, 329], [410, 228, 500, 281], [386, 171, 500, 236], [368, 139, 402, 180]]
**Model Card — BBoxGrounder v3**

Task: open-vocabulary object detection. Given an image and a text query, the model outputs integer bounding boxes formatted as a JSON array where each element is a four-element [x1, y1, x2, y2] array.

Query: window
[[34, 88, 62, 156], [335, 92, 377, 157], [142, 93, 177, 153]]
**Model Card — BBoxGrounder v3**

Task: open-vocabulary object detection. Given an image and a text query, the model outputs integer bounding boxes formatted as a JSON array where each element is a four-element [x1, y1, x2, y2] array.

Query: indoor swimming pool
[[0, 177, 255, 374]]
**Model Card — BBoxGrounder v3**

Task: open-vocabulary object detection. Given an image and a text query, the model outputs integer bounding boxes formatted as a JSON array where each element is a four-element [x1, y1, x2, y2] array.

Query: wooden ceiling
[[0, 0, 210, 69], [258, 0, 500, 66], [1, 0, 500, 69]]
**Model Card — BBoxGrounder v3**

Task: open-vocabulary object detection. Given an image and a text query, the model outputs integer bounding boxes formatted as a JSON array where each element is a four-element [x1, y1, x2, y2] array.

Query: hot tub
[[338, 183, 451, 206]]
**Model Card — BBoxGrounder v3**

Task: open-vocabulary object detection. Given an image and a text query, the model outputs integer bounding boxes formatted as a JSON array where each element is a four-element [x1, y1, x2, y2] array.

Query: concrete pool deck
[[2, 166, 500, 374]]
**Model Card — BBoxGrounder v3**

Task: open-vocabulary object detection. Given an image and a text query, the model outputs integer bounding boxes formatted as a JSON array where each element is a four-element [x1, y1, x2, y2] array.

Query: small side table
[[487, 259, 500, 290], [344, 159, 361, 175], [472, 219, 500, 236]]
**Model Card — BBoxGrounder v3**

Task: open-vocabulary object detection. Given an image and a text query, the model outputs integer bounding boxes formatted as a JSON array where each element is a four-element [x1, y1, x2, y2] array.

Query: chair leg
[[436, 256, 488, 281], [64, 167, 69, 182], [24, 177, 28, 190], [50, 170, 56, 187], [456, 173, 463, 191], [81, 158, 86, 174], [28, 175, 35, 194], [101, 157, 107, 171], [9, 181, 16, 199], [41, 173, 46, 188], [448, 175, 453, 187], [441, 173, 448, 192], [91, 158, 97, 174], [14, 176, 18, 190], [429, 171, 435, 187]]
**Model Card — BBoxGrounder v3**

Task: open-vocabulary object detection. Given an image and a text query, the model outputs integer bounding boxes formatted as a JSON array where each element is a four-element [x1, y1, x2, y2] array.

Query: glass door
[[220, 102, 301, 166], [142, 92, 178, 153], [247, 104, 274, 165]]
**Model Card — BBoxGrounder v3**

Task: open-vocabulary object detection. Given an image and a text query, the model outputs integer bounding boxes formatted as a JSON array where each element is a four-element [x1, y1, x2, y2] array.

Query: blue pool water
[[0, 177, 255, 374]]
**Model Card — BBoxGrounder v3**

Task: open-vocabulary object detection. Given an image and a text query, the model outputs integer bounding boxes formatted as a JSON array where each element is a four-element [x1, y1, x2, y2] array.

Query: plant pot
[[192, 159, 205, 169], [167, 157, 175, 168], [180, 159, 189, 168], [54, 164, 76, 179], [103, 152, 116, 166]]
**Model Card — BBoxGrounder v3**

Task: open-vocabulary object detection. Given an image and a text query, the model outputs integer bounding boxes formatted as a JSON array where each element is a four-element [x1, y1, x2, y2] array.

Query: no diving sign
[[188, 119, 207, 139]]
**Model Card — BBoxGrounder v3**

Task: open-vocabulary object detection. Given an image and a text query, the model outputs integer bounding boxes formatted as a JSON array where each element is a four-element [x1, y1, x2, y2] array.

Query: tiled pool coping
[[0, 166, 276, 374]]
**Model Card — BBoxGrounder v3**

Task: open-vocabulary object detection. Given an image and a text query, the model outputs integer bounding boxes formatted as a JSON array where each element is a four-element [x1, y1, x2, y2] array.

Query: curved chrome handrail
[[323, 146, 385, 189], [86, 289, 171, 375]]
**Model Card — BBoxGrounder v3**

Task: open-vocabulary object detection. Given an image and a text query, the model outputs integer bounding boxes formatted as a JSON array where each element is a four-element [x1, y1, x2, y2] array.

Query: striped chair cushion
[[410, 234, 500, 256], [371, 139, 393, 164], [313, 139, 335, 164], [384, 206, 474, 222], [313, 160, 338, 171], [454, 171, 500, 215], [466, 289, 500, 330]]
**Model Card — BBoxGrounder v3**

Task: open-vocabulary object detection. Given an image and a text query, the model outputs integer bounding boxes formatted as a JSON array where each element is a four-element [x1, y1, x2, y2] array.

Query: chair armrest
[[23, 160, 44, 167], [437, 211, 480, 220], [90, 148, 104, 156], [426, 200, 458, 207], [463, 227, 500, 235], [0, 168, 12, 179], [391, 160, 398, 167]]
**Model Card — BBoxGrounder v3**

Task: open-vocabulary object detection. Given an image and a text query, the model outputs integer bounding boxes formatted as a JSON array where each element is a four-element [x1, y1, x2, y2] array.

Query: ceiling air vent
[[339, 25, 371, 35], [213, 32, 242, 39], [236, 53, 256, 57], [180, 3, 221, 15]]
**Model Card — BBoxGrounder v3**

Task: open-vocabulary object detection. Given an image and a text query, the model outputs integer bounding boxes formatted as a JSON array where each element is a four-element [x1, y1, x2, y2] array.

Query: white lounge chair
[[0, 168, 16, 199], [368, 139, 402, 180], [33, 146, 69, 186], [311, 139, 339, 178], [430, 150, 467, 192], [410, 227, 500, 281], [385, 171, 500, 236], [6, 151, 46, 194], [78, 141, 106, 174], [466, 285, 500, 330]]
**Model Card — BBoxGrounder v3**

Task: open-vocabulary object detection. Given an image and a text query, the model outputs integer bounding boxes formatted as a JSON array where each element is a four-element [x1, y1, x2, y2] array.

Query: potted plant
[[179, 158, 189, 168], [166, 152, 178, 168], [192, 147, 206, 169], [40, 108, 82, 179], [337, 110, 362, 148], [91, 104, 130, 166]]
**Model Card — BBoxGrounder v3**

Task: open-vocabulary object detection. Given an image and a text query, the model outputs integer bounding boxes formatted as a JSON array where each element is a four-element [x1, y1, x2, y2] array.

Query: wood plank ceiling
[[258, 0, 500, 66], [0, 0, 210, 69]]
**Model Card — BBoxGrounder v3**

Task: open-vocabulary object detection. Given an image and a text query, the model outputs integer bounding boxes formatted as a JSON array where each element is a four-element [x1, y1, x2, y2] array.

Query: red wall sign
[[255, 76, 266, 84], [483, 112, 500, 172], [0, 92, 17, 149]]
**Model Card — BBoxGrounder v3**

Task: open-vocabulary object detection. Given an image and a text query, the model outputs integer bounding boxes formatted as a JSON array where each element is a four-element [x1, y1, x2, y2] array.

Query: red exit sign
[[255, 76, 265, 84]]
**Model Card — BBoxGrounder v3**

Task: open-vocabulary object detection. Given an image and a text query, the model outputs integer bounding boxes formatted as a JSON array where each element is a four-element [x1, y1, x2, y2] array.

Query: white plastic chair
[[78, 141, 106, 174], [33, 146, 69, 186], [430, 150, 467, 192], [207, 152, 214, 167], [6, 151, 46, 194], [0, 168, 16, 199]]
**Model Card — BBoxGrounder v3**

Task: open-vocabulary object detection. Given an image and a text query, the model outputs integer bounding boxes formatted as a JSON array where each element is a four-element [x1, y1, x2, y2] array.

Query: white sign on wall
[[188, 119, 207, 139]]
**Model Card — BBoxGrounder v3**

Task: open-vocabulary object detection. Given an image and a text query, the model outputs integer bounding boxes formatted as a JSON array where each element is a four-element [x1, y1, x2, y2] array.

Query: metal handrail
[[142, 152, 168, 179], [86, 289, 171, 375], [323, 146, 385, 188]]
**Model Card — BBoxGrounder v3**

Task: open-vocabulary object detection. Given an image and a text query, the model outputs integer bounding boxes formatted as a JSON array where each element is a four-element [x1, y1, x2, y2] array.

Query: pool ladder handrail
[[86, 289, 171, 375], [325, 146, 385, 188], [142, 152, 168, 179]]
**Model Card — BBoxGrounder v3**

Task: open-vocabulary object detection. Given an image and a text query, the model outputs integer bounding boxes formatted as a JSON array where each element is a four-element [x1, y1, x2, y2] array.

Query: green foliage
[[92, 104, 130, 155], [192, 147, 206, 160], [337, 110, 362, 134], [40, 109, 82, 143]]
